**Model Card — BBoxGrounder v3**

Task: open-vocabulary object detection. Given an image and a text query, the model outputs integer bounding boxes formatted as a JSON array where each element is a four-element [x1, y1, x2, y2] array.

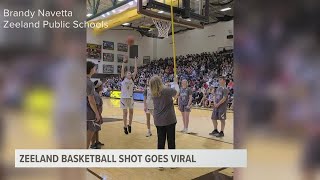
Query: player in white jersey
[[120, 57, 137, 135], [143, 79, 154, 137]]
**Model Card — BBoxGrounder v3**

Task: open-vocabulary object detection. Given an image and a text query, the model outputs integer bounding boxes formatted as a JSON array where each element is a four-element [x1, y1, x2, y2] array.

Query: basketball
[[127, 36, 134, 46]]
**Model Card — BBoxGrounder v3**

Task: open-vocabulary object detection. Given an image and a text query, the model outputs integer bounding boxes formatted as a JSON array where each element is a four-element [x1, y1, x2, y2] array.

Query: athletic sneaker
[[90, 144, 101, 149], [180, 129, 186, 133], [124, 127, 128, 135], [209, 129, 219, 136], [216, 131, 224, 138], [96, 141, 104, 146], [128, 125, 132, 133], [146, 132, 152, 137], [94, 143, 102, 149]]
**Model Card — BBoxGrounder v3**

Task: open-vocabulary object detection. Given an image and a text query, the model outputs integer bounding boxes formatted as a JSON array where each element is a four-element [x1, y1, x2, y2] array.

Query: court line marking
[[192, 167, 233, 180], [101, 119, 233, 145], [87, 168, 103, 180], [102, 98, 234, 144], [132, 121, 234, 145]]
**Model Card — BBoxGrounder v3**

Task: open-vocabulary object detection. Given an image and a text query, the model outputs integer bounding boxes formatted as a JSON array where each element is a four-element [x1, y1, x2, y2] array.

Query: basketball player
[[143, 79, 153, 137], [209, 76, 228, 138], [150, 76, 179, 151], [120, 57, 137, 134], [178, 79, 193, 133], [90, 80, 104, 149], [87, 61, 102, 148]]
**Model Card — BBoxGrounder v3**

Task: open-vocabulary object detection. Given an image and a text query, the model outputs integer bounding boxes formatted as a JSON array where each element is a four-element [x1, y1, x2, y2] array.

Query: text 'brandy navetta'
[[3, 9, 73, 19], [19, 154, 197, 163], [2, 9, 108, 29]]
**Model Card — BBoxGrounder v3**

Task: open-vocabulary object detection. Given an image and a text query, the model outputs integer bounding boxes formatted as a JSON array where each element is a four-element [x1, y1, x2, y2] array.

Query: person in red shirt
[[203, 82, 208, 89], [227, 79, 234, 89]]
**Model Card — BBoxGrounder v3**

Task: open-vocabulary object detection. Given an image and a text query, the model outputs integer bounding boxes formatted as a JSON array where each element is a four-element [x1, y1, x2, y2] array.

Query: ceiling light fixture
[[220, 7, 231, 12], [158, 11, 164, 14], [122, 23, 130, 26], [86, 13, 92, 17]]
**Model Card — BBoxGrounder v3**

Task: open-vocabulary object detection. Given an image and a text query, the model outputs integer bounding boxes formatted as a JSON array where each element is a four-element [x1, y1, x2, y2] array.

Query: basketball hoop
[[152, 18, 171, 38]]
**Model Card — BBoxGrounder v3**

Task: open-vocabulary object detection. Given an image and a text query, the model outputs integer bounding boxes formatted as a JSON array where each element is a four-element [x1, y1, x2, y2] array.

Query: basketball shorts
[[179, 104, 191, 112], [211, 108, 227, 120], [87, 120, 101, 132], [146, 108, 154, 115], [120, 98, 134, 109]]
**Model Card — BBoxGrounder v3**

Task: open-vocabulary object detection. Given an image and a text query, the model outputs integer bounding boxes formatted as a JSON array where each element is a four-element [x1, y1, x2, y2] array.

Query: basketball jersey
[[121, 78, 134, 98], [215, 86, 228, 110], [179, 87, 192, 106]]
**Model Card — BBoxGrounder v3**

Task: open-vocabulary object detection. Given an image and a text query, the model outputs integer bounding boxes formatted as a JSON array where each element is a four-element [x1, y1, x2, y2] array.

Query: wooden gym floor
[[1, 97, 310, 180], [103, 98, 234, 144], [87, 98, 234, 179], [1, 97, 234, 180]]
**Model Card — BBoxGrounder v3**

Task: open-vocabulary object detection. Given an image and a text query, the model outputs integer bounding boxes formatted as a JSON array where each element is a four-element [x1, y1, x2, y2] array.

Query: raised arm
[[173, 77, 179, 99], [132, 57, 138, 79], [121, 62, 125, 79]]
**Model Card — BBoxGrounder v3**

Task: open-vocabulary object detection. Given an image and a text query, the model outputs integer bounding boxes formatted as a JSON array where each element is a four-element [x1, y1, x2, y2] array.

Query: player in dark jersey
[[87, 61, 101, 148], [90, 80, 104, 149], [209, 76, 229, 138], [178, 79, 193, 133]]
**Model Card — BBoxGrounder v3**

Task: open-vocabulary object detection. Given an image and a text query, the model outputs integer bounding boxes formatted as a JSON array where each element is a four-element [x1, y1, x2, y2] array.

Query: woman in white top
[[120, 57, 137, 135]]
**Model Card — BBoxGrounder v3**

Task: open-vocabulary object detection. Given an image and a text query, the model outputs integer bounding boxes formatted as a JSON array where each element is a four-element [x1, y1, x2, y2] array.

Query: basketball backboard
[[151, 0, 207, 18], [86, 0, 225, 35], [137, 0, 209, 29]]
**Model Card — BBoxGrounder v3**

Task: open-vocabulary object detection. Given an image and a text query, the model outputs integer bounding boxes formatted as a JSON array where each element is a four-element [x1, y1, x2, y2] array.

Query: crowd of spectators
[[103, 49, 234, 108]]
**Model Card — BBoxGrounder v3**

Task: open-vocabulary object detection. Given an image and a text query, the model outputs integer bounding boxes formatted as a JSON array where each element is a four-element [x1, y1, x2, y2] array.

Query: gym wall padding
[[110, 90, 144, 101]]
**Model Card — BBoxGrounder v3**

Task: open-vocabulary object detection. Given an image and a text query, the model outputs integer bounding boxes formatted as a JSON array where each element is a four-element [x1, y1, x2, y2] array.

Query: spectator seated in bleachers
[[104, 49, 234, 108]]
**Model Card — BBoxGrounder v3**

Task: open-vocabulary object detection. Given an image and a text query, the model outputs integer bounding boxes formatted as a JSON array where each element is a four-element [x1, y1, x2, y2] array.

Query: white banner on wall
[[15, 149, 247, 168]]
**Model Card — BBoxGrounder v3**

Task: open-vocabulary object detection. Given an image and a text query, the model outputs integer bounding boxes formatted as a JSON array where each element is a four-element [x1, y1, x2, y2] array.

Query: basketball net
[[152, 18, 171, 38]]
